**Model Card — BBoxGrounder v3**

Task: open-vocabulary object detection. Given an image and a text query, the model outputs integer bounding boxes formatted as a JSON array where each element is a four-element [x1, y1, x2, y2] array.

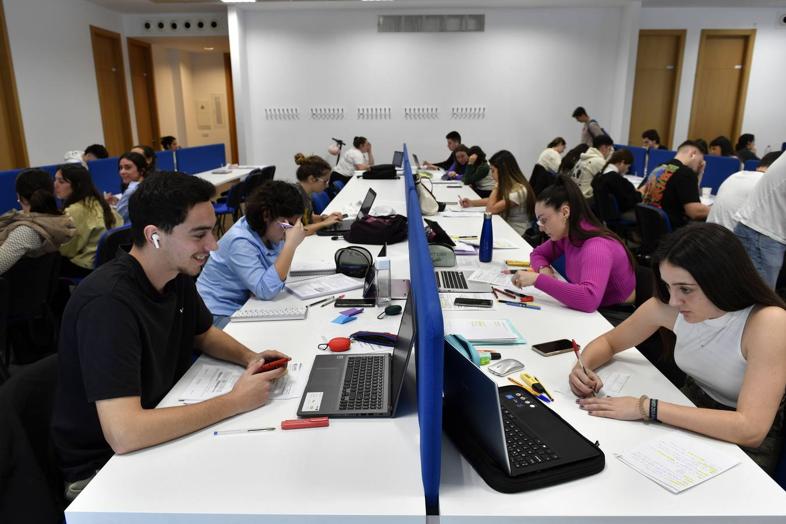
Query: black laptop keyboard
[[436, 271, 468, 290], [339, 355, 385, 411], [502, 407, 559, 470]]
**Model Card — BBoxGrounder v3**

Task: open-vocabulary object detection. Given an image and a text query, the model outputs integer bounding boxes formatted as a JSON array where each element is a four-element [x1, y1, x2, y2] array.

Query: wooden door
[[127, 38, 160, 148], [90, 26, 133, 156], [628, 30, 685, 149], [223, 53, 238, 164], [688, 30, 755, 143], [0, 1, 27, 169]]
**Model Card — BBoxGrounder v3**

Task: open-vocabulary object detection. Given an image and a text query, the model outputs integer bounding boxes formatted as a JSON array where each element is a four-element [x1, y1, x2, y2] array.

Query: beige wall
[[152, 46, 233, 161]]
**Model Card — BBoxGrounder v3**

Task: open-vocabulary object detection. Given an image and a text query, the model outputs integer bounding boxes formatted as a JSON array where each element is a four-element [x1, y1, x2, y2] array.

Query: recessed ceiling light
[[204, 47, 215, 51]]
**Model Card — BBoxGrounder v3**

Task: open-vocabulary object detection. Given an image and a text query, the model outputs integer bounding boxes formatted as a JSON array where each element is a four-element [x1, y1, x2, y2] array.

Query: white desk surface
[[430, 184, 786, 522], [193, 165, 267, 187], [65, 176, 426, 523]]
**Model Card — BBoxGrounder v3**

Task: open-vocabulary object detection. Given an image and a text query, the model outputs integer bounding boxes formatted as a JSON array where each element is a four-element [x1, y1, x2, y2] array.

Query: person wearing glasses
[[511, 175, 635, 313], [294, 153, 344, 235], [197, 180, 307, 328]]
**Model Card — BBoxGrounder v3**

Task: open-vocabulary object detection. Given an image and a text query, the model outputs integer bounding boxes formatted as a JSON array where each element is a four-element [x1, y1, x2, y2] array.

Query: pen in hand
[[572, 339, 596, 396]]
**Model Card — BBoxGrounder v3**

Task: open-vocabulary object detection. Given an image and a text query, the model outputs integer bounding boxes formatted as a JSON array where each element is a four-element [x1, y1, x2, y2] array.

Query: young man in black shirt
[[52, 172, 289, 500], [425, 130, 461, 170], [641, 140, 710, 229]]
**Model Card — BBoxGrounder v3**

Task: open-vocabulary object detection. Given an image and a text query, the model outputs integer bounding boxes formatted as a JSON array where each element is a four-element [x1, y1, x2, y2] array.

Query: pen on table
[[501, 288, 535, 302], [507, 377, 550, 403], [491, 288, 499, 299], [573, 339, 596, 397], [308, 295, 333, 307], [455, 235, 478, 239], [521, 373, 553, 403], [498, 300, 541, 310], [492, 287, 516, 299], [447, 184, 462, 188], [533, 375, 554, 402], [505, 259, 531, 267], [321, 294, 344, 307], [214, 427, 276, 436]]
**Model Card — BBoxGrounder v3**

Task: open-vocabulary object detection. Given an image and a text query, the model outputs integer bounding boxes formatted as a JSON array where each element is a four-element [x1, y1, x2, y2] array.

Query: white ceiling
[[87, 0, 786, 14]]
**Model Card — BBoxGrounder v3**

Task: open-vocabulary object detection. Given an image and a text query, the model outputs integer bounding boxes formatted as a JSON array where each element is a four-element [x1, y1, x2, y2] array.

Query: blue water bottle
[[479, 212, 493, 263]]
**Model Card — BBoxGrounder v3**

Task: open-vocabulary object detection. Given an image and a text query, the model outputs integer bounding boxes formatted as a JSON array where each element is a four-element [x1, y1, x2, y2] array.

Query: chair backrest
[[311, 191, 330, 214], [591, 176, 621, 223], [3, 252, 61, 320], [701, 156, 741, 194], [94, 224, 133, 268], [615, 145, 647, 178], [646, 149, 676, 176], [175, 144, 226, 175], [635, 204, 672, 257], [529, 163, 557, 198], [743, 159, 760, 172], [86, 157, 121, 195], [226, 180, 246, 209], [244, 166, 276, 198], [0, 169, 23, 215], [634, 263, 654, 308], [155, 150, 176, 172]]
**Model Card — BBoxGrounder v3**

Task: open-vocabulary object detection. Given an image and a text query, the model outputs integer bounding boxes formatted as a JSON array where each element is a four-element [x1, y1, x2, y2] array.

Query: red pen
[[491, 288, 499, 299], [492, 287, 516, 300]]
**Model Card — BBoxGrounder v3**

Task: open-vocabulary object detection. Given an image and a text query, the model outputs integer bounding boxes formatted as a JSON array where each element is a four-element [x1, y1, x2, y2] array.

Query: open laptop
[[392, 150, 404, 168], [435, 270, 489, 293], [316, 188, 377, 236], [443, 341, 604, 477], [297, 296, 415, 418]]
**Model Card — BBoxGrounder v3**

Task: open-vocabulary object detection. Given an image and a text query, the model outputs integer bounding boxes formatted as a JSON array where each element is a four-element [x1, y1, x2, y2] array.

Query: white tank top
[[673, 306, 754, 408]]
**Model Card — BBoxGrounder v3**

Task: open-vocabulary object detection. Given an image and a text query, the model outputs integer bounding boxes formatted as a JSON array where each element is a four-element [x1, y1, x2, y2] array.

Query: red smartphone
[[256, 357, 291, 373]]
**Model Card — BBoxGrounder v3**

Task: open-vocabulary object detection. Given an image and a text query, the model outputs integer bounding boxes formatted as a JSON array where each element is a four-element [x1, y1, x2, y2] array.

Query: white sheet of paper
[[596, 372, 630, 397], [443, 318, 518, 341], [616, 435, 739, 493], [462, 237, 519, 249], [179, 365, 241, 403], [445, 205, 484, 213], [452, 242, 477, 255], [468, 269, 517, 289]]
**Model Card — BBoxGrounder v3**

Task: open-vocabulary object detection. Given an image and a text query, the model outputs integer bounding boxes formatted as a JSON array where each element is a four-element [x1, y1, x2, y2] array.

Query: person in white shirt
[[733, 152, 786, 288], [707, 151, 780, 232], [332, 136, 374, 183]]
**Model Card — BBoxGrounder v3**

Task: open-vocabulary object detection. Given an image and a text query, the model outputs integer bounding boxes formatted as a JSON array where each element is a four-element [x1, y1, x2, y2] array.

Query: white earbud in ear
[[151, 233, 161, 249]]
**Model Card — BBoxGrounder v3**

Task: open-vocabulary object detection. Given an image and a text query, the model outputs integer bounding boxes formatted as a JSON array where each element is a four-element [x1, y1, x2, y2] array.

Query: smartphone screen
[[531, 339, 573, 356], [454, 297, 493, 308]]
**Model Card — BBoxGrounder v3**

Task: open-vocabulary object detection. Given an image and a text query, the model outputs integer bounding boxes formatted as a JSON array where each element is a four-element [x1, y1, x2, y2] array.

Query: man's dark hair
[[129, 171, 216, 247], [446, 131, 461, 142], [160, 136, 176, 150], [132, 144, 157, 172], [758, 151, 782, 169], [84, 144, 109, 159], [678, 140, 704, 154], [709, 136, 734, 156], [641, 129, 661, 144], [572, 106, 587, 118], [547, 137, 566, 148], [352, 136, 368, 149], [692, 138, 709, 154], [245, 181, 305, 236], [592, 135, 614, 149]]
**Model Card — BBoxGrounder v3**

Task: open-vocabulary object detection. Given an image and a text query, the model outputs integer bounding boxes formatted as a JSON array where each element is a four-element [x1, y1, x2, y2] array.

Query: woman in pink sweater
[[512, 175, 635, 312]]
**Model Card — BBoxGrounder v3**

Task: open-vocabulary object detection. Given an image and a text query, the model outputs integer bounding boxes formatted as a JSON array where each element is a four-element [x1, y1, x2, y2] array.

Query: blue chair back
[[0, 169, 22, 215], [175, 144, 226, 175], [311, 191, 330, 214], [87, 157, 121, 195], [155, 150, 176, 172], [743, 159, 760, 172], [782, 142, 786, 152], [702, 156, 741, 194], [36, 164, 60, 178], [94, 224, 132, 268], [615, 145, 647, 178], [646, 149, 676, 176]]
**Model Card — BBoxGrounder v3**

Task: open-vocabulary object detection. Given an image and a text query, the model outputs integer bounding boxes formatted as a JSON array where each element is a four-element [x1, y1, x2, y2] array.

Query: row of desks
[[65, 174, 786, 523]]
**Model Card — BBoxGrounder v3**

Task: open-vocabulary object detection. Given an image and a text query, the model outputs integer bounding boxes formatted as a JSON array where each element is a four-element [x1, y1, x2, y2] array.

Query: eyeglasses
[[535, 214, 552, 227]]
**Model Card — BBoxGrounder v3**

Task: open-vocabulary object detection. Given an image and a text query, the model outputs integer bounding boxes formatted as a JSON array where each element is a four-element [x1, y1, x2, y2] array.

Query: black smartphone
[[531, 339, 574, 357], [454, 297, 494, 308], [335, 298, 376, 308]]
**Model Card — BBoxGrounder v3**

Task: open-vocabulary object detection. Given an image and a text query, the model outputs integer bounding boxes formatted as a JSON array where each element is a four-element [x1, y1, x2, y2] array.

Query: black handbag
[[343, 214, 407, 245], [362, 164, 397, 180]]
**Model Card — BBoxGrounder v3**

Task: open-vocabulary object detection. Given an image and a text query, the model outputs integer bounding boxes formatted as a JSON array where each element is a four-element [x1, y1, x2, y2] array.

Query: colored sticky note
[[332, 315, 358, 325], [340, 308, 363, 317]]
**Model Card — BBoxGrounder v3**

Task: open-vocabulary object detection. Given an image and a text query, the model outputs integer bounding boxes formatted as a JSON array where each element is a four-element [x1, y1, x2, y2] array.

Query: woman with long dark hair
[[112, 151, 148, 223], [570, 223, 786, 474], [459, 149, 535, 235], [511, 175, 635, 312], [0, 169, 74, 274], [55, 163, 121, 277]]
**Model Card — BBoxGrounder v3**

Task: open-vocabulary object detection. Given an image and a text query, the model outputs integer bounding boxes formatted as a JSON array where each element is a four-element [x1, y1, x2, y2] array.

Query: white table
[[429, 184, 786, 522], [194, 165, 268, 189], [64, 176, 426, 523]]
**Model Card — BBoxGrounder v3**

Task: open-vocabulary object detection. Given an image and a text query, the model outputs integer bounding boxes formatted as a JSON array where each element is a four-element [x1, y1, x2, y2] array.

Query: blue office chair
[[701, 156, 741, 194], [634, 204, 672, 265], [311, 191, 330, 214], [213, 181, 245, 236], [743, 159, 760, 172], [94, 224, 133, 268], [646, 149, 676, 176]]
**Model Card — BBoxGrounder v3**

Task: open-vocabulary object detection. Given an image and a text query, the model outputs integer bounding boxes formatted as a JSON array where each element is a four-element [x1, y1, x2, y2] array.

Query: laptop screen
[[356, 188, 377, 220], [389, 296, 415, 414], [392, 151, 404, 168], [412, 154, 421, 169]]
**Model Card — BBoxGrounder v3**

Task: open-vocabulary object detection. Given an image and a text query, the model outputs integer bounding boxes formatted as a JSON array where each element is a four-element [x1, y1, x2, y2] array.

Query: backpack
[[362, 164, 397, 180], [343, 214, 408, 245], [587, 119, 613, 144]]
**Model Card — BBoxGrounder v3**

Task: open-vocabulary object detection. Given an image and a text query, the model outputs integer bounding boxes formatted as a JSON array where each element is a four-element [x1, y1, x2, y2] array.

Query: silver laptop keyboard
[[436, 271, 469, 290], [339, 355, 385, 411]]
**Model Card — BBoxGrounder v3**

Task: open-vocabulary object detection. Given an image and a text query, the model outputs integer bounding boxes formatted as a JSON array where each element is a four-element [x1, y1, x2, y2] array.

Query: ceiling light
[[221, 1, 256, 4], [204, 47, 215, 51]]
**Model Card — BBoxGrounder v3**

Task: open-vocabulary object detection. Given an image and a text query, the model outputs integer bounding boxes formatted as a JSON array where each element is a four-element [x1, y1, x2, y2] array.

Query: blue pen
[[498, 300, 541, 310]]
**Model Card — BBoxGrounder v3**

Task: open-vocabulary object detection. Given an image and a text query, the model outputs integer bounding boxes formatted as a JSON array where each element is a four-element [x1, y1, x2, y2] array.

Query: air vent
[[378, 15, 484, 33]]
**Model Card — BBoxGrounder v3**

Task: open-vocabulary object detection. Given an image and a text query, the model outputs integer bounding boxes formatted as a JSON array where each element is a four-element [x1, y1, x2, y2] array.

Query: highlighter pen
[[507, 377, 550, 403], [505, 259, 531, 267], [498, 300, 541, 310], [308, 295, 333, 307], [214, 427, 276, 436]]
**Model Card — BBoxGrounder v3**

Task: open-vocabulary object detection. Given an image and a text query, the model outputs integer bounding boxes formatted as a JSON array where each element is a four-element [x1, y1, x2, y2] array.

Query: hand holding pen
[[568, 339, 602, 398]]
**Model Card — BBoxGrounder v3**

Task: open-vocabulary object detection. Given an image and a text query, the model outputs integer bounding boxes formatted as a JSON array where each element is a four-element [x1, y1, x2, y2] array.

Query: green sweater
[[462, 162, 495, 191]]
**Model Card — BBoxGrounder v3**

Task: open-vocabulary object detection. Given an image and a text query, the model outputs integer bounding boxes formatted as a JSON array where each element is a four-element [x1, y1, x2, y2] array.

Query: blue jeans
[[212, 315, 231, 330], [734, 223, 786, 289]]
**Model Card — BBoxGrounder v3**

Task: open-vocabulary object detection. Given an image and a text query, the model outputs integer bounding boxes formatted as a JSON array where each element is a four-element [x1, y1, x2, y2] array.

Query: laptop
[[435, 270, 489, 293], [412, 153, 423, 170], [363, 263, 410, 301], [443, 342, 604, 477], [316, 188, 377, 236], [297, 297, 415, 418], [392, 151, 404, 168]]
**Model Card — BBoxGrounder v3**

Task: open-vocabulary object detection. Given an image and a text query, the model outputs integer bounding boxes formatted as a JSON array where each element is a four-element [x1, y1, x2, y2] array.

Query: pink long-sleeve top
[[529, 229, 635, 313]]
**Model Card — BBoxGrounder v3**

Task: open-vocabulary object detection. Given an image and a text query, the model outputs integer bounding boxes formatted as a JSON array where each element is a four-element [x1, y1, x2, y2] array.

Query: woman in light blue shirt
[[197, 180, 307, 327], [109, 152, 148, 223]]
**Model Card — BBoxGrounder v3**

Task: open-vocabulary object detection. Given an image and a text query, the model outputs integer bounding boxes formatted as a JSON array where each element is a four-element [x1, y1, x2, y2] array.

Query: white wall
[[151, 47, 233, 161], [3, 0, 136, 165], [640, 7, 786, 152], [229, 6, 628, 181]]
